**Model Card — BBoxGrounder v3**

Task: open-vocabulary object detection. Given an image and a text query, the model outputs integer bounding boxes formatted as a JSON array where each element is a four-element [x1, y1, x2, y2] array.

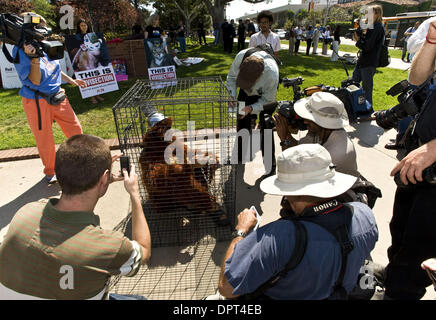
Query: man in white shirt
[[248, 10, 281, 58], [226, 47, 279, 173]]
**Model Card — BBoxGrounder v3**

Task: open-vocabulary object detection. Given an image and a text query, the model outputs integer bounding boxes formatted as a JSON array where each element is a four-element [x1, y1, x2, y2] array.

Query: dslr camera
[[374, 79, 429, 130], [374, 73, 436, 187], [0, 13, 65, 62], [261, 76, 307, 131]]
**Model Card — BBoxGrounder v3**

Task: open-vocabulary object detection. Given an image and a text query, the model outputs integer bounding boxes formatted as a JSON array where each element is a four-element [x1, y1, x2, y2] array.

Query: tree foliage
[[153, 0, 209, 34], [295, 8, 309, 24], [33, 0, 57, 29], [327, 6, 352, 23], [0, 0, 33, 14], [55, 0, 143, 33]]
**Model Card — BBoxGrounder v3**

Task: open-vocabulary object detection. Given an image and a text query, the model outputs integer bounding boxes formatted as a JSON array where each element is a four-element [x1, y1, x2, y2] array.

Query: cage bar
[[112, 76, 238, 248]]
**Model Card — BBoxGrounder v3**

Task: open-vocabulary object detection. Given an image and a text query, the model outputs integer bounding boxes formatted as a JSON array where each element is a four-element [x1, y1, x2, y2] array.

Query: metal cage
[[112, 76, 238, 248]]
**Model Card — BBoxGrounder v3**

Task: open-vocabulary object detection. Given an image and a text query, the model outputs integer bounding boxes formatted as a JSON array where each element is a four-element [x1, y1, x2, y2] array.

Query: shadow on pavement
[[348, 122, 385, 148], [0, 179, 61, 230]]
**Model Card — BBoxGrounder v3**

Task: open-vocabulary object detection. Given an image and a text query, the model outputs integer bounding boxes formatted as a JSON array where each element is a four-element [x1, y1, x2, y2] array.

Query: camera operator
[[382, 20, 436, 300], [226, 46, 279, 174], [12, 13, 86, 184], [351, 5, 385, 109], [274, 92, 359, 177]]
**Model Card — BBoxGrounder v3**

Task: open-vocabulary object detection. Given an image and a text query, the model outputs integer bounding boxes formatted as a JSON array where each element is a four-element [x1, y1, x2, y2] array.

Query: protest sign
[[75, 64, 118, 98], [65, 32, 118, 98], [148, 65, 177, 89]]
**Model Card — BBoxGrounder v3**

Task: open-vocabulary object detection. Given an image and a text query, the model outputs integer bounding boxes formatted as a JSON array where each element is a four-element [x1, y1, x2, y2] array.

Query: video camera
[[374, 79, 429, 130], [0, 13, 64, 62], [261, 76, 307, 131]]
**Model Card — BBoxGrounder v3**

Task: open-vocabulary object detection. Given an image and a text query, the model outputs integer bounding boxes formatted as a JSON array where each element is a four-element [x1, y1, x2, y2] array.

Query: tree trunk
[[203, 0, 227, 44]]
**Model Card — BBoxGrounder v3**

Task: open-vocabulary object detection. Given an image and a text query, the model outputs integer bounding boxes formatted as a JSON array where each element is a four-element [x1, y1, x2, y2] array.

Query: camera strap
[[0, 15, 19, 64], [25, 86, 52, 131]]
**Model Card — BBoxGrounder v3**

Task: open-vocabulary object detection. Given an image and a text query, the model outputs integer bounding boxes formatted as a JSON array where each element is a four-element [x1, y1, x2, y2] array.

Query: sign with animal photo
[[144, 38, 175, 68], [65, 32, 118, 98]]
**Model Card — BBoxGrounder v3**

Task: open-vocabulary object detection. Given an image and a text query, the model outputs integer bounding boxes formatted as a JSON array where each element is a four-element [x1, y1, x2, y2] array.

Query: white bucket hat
[[260, 144, 357, 198], [294, 92, 349, 129]]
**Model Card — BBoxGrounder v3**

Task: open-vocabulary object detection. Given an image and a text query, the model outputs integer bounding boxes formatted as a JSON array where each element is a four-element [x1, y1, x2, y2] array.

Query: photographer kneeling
[[218, 144, 378, 300], [12, 13, 86, 184], [382, 19, 436, 300], [274, 92, 359, 177]]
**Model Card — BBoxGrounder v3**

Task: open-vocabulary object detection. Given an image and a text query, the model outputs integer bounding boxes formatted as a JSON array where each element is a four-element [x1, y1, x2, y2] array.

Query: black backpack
[[377, 36, 390, 68], [239, 200, 354, 300]]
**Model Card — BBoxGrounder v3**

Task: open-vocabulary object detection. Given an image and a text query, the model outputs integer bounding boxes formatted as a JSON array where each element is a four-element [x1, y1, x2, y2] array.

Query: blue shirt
[[225, 202, 378, 300], [13, 46, 62, 99]]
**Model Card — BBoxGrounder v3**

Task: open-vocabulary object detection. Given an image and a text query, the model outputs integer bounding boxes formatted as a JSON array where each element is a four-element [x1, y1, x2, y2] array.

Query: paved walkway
[[0, 138, 120, 163], [1, 126, 435, 299], [0, 39, 434, 300]]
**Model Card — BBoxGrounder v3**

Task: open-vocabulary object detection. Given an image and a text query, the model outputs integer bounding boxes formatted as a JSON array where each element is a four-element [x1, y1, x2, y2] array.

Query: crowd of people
[[0, 8, 436, 301], [286, 24, 337, 57]]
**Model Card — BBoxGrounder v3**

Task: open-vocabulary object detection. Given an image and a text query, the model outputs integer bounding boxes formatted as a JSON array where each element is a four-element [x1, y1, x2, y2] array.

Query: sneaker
[[45, 174, 58, 184]]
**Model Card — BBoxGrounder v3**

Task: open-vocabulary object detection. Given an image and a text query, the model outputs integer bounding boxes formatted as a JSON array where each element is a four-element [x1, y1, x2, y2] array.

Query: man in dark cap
[[226, 46, 279, 173]]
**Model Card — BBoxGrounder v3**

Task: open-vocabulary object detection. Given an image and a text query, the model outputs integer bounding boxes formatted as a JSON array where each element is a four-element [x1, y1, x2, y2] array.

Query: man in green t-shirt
[[0, 134, 151, 299]]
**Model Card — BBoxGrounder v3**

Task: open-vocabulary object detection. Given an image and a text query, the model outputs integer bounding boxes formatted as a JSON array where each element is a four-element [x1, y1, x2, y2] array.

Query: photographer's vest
[[240, 200, 354, 300]]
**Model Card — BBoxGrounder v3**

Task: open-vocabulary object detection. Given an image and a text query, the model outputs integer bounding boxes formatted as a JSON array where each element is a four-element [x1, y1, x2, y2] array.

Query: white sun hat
[[260, 144, 357, 198], [293, 92, 349, 129]]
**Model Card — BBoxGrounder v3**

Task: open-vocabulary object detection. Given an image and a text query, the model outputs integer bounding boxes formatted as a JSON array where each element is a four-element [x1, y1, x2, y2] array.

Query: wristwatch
[[232, 229, 247, 239], [280, 139, 292, 147]]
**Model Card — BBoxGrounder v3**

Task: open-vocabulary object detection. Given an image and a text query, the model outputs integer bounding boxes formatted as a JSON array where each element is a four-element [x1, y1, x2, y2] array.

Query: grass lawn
[[0, 43, 408, 150], [280, 39, 403, 59]]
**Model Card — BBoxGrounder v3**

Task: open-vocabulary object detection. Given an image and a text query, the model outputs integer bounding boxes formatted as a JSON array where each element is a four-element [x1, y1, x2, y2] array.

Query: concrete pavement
[[0, 123, 435, 299], [0, 40, 434, 299]]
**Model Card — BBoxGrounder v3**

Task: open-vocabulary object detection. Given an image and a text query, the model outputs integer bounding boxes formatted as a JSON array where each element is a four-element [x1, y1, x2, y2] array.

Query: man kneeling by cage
[[216, 144, 379, 300], [0, 134, 151, 300]]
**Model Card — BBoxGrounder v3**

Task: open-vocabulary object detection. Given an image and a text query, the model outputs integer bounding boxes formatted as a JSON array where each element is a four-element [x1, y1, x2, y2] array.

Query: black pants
[[236, 90, 276, 172], [294, 40, 300, 54], [224, 37, 232, 53], [384, 183, 436, 299], [198, 31, 206, 45], [238, 37, 245, 52], [306, 39, 312, 55]]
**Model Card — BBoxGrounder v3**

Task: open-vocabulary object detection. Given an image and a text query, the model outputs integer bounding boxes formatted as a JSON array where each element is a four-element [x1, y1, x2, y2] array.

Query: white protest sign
[[148, 65, 177, 89], [75, 63, 119, 98]]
